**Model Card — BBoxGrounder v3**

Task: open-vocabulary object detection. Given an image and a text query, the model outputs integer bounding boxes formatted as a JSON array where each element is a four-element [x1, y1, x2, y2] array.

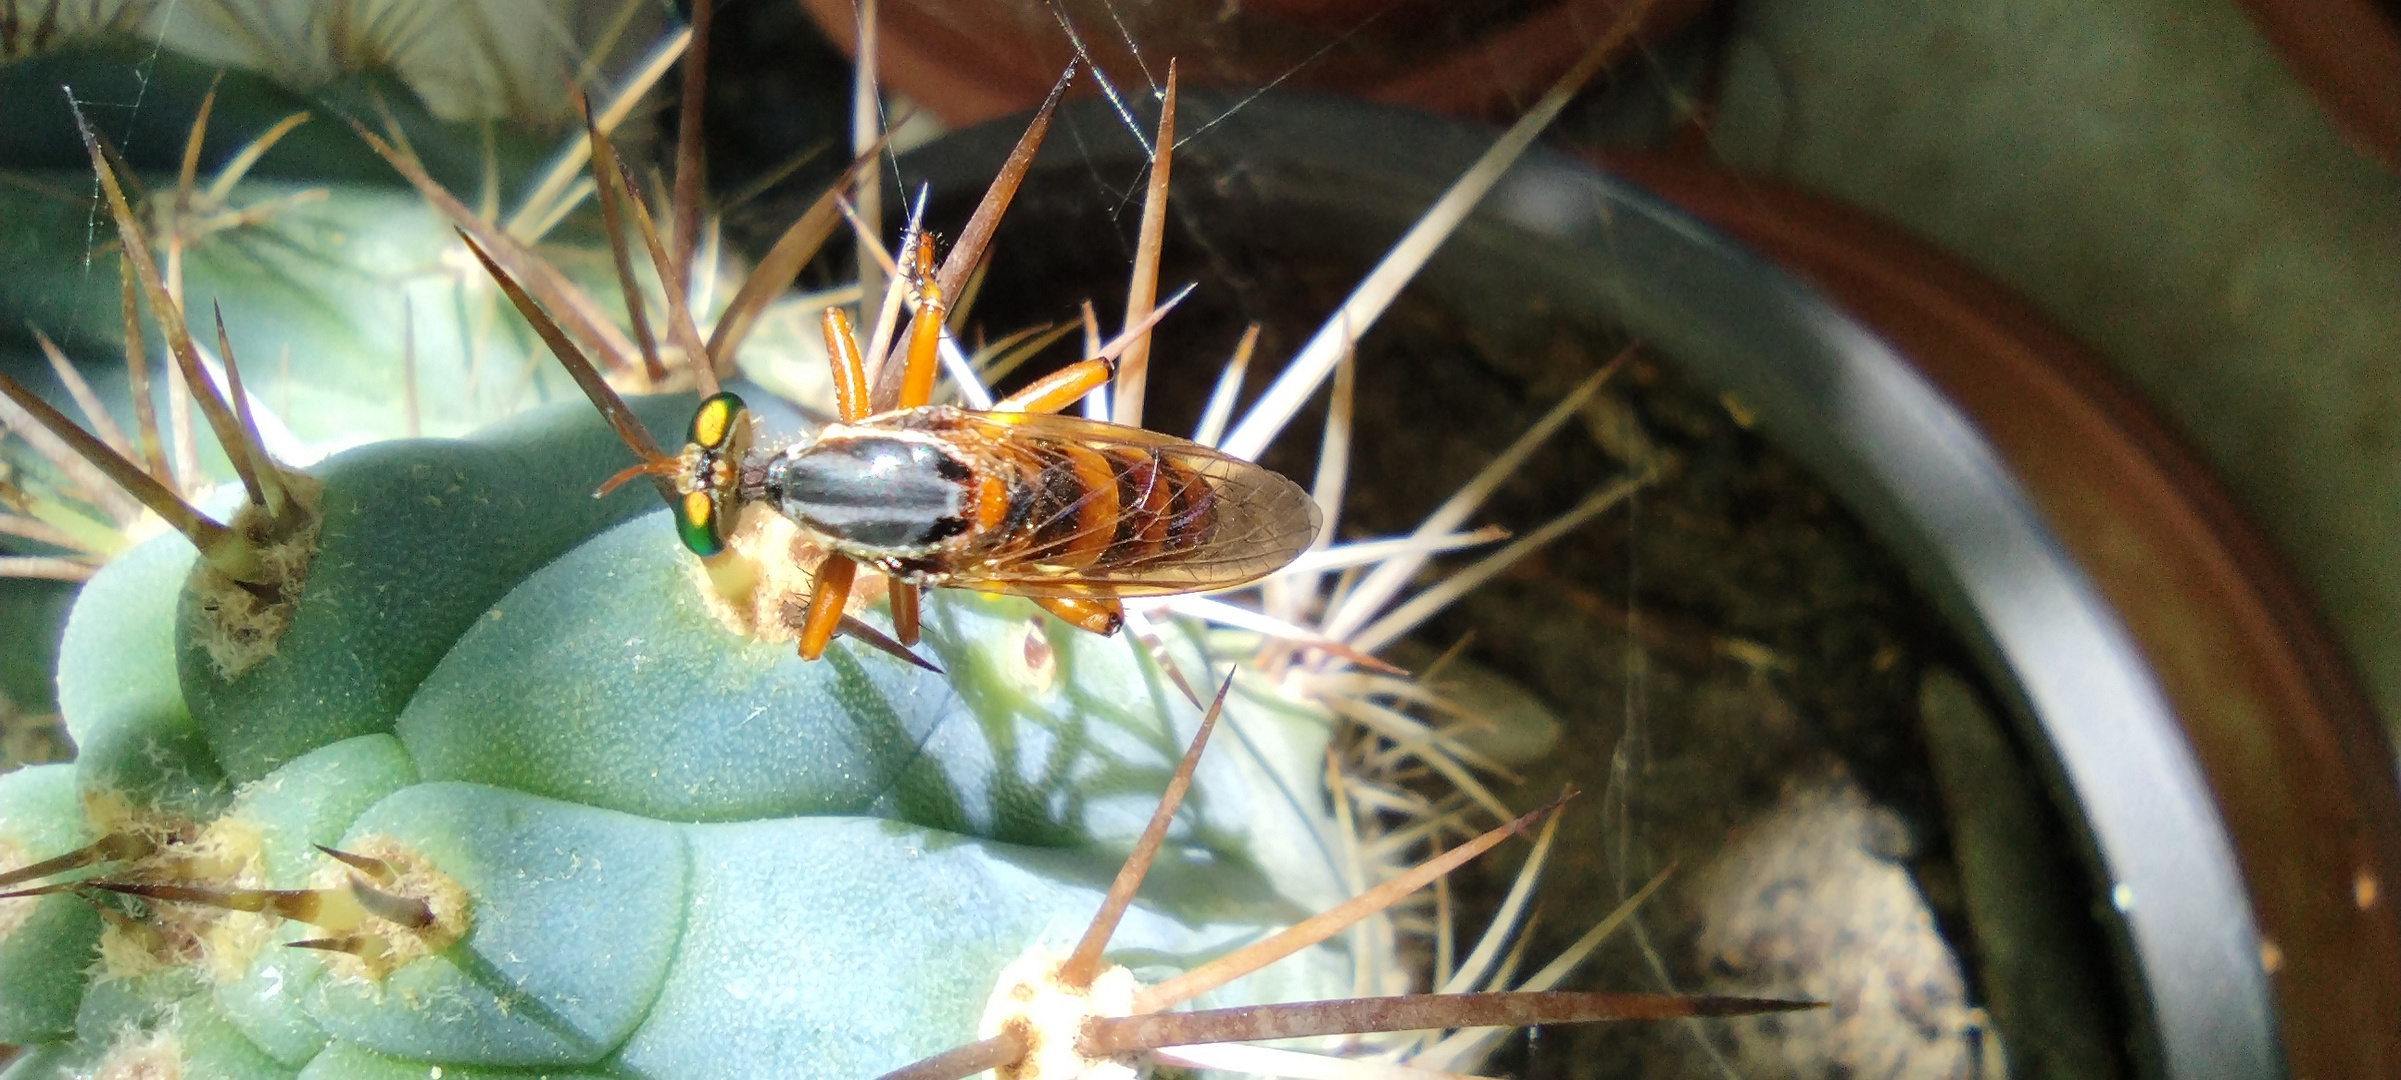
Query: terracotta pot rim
[[795, 0, 1717, 129], [1600, 150, 2400, 1080], [2232, 0, 2401, 169]]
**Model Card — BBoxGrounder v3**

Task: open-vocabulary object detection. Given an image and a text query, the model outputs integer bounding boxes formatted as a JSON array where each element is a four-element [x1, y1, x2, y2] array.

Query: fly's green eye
[[689, 392, 746, 451], [675, 490, 725, 556], [672, 393, 747, 558]]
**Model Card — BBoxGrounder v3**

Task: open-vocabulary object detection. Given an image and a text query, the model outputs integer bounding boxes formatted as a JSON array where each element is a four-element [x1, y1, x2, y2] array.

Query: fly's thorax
[[761, 424, 978, 558]]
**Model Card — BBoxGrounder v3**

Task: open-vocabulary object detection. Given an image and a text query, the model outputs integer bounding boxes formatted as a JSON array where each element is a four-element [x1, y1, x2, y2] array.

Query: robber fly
[[606, 246, 1319, 664]]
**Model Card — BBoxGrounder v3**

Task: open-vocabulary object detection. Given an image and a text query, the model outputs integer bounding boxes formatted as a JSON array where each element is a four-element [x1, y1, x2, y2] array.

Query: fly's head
[[670, 391, 753, 557]]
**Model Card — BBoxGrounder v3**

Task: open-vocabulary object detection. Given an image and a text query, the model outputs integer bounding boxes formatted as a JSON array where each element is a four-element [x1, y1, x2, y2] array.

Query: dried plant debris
[[1343, 345, 2129, 1078]]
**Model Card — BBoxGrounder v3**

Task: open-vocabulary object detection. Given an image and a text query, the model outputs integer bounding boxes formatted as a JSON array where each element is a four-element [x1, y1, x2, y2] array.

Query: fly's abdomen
[[1096, 447, 1216, 569], [968, 443, 1219, 575], [978, 441, 1118, 571]]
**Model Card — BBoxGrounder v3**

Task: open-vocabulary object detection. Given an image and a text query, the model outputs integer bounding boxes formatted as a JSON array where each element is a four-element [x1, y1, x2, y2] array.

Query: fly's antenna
[[594, 455, 684, 499]]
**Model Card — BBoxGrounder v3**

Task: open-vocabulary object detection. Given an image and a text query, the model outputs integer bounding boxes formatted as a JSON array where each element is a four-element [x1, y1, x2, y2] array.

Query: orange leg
[[892, 230, 950, 411], [797, 554, 858, 660], [894, 285, 947, 411], [993, 357, 1114, 415], [889, 581, 920, 646], [1035, 595, 1124, 636], [821, 308, 871, 422]]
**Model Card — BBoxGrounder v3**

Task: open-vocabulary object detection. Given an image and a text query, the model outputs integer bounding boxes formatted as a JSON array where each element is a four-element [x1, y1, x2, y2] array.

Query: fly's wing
[[937, 410, 1322, 598]]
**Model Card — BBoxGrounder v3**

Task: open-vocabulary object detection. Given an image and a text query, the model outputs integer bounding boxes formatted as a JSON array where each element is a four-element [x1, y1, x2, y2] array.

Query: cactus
[[3, 478, 1366, 1077], [0, 56, 1387, 1080], [0, 208, 1366, 1078], [0, 5, 1820, 1077]]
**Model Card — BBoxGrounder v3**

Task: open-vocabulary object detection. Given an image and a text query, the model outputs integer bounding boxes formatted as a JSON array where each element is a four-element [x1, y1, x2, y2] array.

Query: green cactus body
[[0, 391, 1361, 1077], [0, 174, 629, 454]]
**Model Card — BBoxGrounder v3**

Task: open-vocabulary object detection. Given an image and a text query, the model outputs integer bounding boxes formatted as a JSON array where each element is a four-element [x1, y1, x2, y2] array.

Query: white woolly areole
[[976, 946, 1141, 1080]]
